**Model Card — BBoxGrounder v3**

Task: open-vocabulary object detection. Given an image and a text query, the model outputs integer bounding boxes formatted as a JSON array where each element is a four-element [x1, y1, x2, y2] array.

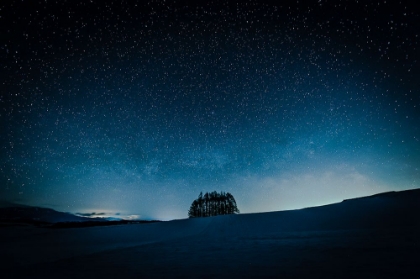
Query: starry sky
[[1, 0, 419, 220]]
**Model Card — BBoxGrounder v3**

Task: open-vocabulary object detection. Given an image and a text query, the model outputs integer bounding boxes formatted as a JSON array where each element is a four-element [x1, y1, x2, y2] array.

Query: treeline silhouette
[[188, 191, 239, 218]]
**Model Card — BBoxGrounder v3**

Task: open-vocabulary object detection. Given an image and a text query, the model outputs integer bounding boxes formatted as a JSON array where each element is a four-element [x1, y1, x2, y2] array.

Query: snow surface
[[1, 189, 420, 278]]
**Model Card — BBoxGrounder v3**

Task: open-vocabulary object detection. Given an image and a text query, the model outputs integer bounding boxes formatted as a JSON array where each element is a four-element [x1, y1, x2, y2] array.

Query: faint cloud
[[75, 211, 141, 220], [76, 212, 106, 217]]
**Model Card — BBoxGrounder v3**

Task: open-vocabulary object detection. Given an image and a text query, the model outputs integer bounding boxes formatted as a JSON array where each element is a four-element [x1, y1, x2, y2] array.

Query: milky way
[[1, 1, 419, 219]]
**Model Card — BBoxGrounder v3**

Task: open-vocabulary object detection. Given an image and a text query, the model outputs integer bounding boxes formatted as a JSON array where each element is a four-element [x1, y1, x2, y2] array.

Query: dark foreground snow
[[1, 189, 420, 278]]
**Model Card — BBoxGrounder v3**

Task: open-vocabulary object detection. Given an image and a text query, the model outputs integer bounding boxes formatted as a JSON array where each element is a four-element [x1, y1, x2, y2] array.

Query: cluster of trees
[[188, 191, 240, 218]]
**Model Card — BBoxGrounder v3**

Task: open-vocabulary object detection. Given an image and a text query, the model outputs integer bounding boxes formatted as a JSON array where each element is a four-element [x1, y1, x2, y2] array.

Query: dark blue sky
[[1, 0, 419, 220]]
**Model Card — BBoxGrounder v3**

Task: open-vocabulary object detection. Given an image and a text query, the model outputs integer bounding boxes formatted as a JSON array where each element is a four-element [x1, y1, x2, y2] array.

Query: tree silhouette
[[188, 191, 239, 218]]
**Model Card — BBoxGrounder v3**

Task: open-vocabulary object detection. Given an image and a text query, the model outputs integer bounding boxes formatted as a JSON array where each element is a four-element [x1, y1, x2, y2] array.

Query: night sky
[[1, 0, 419, 220]]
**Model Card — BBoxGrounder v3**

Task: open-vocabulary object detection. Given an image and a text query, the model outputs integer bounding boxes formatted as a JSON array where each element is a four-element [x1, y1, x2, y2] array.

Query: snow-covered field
[[2, 190, 420, 278]]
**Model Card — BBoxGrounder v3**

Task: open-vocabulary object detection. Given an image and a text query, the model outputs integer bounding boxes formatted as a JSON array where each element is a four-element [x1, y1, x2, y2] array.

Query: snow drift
[[1, 189, 419, 278]]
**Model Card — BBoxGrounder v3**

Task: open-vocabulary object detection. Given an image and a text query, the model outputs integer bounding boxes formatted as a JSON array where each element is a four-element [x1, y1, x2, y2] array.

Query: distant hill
[[0, 203, 160, 228], [0, 200, 29, 208], [0, 205, 93, 225], [343, 188, 420, 202]]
